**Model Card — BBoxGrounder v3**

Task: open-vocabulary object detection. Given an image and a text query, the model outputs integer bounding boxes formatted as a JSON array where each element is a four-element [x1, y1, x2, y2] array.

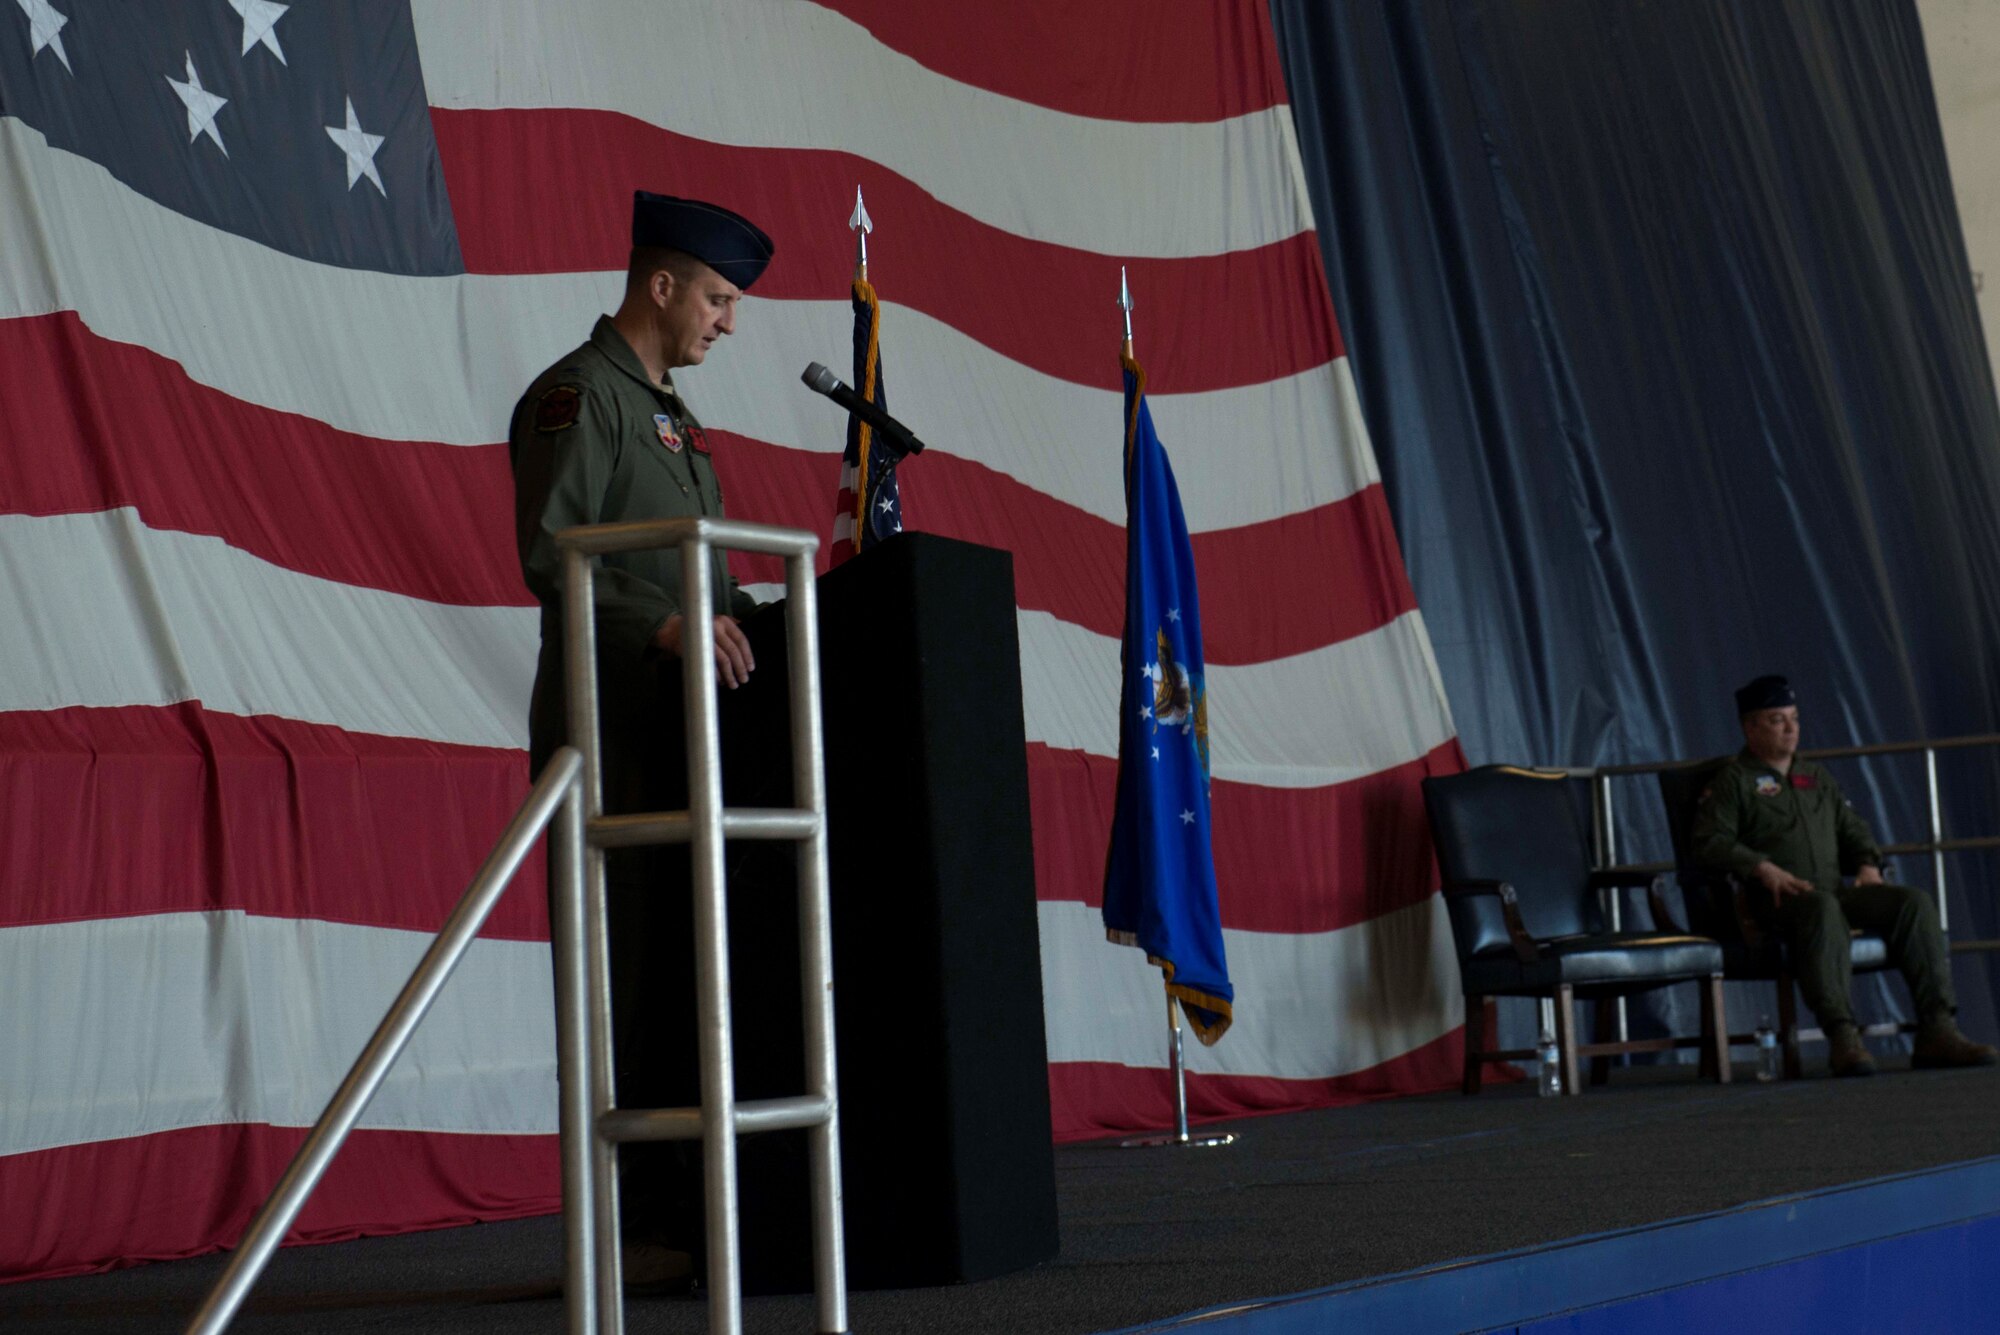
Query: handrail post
[[1925, 746, 1949, 931], [681, 536, 745, 1328], [1597, 771, 1629, 1047], [561, 545, 624, 1331], [552, 771, 595, 1334], [785, 543, 848, 1334]]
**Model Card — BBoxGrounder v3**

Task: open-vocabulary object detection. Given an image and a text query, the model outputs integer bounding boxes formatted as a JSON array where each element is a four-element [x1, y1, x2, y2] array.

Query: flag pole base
[[1116, 1131, 1237, 1150], [1115, 983, 1238, 1149]]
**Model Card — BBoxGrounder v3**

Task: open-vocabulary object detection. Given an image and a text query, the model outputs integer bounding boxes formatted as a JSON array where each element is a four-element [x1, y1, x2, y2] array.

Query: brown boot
[[1913, 1016, 2000, 1069], [1827, 1023, 1877, 1078]]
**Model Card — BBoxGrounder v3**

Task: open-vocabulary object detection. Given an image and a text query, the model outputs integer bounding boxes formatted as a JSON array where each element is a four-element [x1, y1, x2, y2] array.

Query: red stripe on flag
[[431, 109, 1340, 394], [1026, 739, 1466, 933], [1046, 1027, 1468, 1143], [0, 313, 532, 609], [812, 0, 1290, 123], [0, 1124, 557, 1283], [0, 704, 548, 940], [717, 434, 1417, 666]]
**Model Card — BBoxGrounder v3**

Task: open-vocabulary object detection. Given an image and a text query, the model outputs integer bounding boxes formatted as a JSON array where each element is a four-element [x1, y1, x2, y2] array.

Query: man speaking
[[507, 190, 774, 1282]]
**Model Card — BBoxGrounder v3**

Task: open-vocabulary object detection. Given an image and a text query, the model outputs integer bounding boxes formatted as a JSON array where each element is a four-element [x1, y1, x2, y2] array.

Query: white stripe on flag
[[0, 911, 556, 1157], [0, 509, 535, 751], [1038, 897, 1462, 1080], [0, 510, 1449, 785]]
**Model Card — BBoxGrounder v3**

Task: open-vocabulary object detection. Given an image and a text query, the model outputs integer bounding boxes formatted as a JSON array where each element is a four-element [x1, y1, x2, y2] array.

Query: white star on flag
[[1180, 809, 1195, 825], [325, 97, 386, 196], [15, 0, 72, 73], [877, 493, 895, 514], [167, 51, 228, 156], [1167, 608, 1180, 622], [1150, 746, 1160, 761], [1140, 705, 1152, 720], [228, 0, 288, 64]]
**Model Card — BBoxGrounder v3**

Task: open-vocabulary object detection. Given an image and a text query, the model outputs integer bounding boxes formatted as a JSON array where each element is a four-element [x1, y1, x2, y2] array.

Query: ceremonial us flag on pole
[[830, 191, 902, 566], [1103, 351, 1233, 1043]]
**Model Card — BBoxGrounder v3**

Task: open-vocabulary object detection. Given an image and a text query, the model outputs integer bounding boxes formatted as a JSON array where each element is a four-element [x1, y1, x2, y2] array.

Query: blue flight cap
[[631, 191, 775, 290], [1735, 674, 1796, 715]]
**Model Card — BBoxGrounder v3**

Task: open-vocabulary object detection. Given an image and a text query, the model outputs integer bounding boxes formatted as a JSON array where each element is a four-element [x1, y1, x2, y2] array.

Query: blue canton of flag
[[1102, 354, 1232, 1043], [0, 1, 460, 275]]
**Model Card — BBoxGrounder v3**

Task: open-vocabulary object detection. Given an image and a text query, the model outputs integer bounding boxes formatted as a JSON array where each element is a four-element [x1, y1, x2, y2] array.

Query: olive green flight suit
[[1693, 750, 1954, 1028], [509, 314, 757, 781], [509, 315, 760, 1250]]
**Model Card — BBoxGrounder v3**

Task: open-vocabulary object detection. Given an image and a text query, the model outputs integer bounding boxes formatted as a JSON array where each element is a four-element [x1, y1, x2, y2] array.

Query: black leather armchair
[[1656, 758, 1901, 1079], [1423, 765, 1731, 1095]]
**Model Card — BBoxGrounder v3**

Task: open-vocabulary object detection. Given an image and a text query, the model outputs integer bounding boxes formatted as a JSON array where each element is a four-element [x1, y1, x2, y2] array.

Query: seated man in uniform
[[1693, 675, 1997, 1076]]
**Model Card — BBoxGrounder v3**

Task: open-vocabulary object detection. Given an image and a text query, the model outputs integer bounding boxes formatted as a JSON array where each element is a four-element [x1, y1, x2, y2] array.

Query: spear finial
[[849, 186, 873, 282], [1117, 265, 1135, 357]]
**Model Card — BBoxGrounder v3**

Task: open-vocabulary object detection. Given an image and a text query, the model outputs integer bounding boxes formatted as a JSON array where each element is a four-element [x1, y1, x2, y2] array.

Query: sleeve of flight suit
[[1692, 767, 1770, 881], [1824, 770, 1885, 875], [511, 381, 678, 664]]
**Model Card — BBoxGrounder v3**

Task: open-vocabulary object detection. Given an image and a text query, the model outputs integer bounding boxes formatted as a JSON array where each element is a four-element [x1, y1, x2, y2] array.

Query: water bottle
[[1754, 1016, 1780, 1083], [1537, 1026, 1562, 1097]]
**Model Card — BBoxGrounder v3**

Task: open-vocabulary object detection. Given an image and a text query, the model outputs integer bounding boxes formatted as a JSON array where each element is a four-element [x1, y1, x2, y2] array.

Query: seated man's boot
[[1827, 1023, 1877, 1078], [1913, 1015, 2000, 1069]]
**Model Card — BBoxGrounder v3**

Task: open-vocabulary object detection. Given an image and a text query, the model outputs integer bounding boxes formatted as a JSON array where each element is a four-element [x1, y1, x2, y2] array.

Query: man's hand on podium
[[656, 613, 756, 689]]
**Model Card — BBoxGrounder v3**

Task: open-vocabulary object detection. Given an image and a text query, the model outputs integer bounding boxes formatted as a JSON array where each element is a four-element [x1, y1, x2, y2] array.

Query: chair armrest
[[1645, 879, 1689, 935], [1440, 879, 1539, 965], [1588, 870, 1690, 935], [1586, 868, 1658, 890], [1730, 874, 1767, 949]]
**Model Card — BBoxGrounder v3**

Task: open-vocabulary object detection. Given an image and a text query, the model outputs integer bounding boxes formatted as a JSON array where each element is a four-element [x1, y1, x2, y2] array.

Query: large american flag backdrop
[[0, 0, 1466, 1279]]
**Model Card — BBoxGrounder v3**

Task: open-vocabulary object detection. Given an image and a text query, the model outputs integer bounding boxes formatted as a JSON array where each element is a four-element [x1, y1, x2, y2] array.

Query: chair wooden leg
[[1777, 977, 1803, 1081], [1461, 993, 1484, 1095], [1697, 988, 1717, 1081], [1553, 984, 1581, 1096], [1704, 974, 1731, 1084], [1590, 997, 1616, 1086]]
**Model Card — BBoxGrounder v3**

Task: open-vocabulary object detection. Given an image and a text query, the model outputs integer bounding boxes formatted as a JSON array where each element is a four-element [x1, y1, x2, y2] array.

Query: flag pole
[[1114, 266, 1235, 1152]]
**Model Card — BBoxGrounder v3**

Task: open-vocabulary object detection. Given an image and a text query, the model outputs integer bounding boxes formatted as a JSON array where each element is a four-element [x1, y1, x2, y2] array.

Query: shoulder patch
[[535, 385, 583, 433]]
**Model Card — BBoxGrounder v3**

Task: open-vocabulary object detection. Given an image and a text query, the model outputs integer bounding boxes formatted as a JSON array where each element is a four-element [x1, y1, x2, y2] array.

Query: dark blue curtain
[[1272, 0, 2000, 1039]]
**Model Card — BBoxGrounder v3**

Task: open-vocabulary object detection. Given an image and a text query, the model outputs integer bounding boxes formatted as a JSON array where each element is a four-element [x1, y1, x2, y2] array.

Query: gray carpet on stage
[[9, 1062, 2000, 1334]]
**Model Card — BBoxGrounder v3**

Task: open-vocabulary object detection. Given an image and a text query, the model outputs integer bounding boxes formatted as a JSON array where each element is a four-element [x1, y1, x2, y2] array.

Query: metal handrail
[[559, 514, 845, 1335], [185, 747, 589, 1335], [188, 514, 846, 1335]]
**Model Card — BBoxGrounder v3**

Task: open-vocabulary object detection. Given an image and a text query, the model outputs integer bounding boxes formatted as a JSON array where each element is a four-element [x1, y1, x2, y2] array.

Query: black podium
[[715, 532, 1059, 1289]]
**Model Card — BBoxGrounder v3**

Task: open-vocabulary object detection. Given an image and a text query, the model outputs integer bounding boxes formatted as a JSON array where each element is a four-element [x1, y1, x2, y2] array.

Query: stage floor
[[9, 1058, 2000, 1334]]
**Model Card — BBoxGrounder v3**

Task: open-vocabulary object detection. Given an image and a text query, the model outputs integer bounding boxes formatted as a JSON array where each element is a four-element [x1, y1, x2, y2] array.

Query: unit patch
[[1754, 774, 1782, 797], [655, 413, 683, 452], [1790, 773, 1817, 789], [535, 385, 582, 433], [687, 424, 711, 456]]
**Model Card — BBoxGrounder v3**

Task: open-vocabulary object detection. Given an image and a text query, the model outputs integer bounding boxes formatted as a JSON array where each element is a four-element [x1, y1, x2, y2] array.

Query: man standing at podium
[[507, 190, 775, 1282]]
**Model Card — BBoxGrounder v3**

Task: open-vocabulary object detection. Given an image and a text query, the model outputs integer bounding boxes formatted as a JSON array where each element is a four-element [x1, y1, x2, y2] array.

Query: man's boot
[[1912, 1014, 2000, 1069], [1827, 1023, 1877, 1078]]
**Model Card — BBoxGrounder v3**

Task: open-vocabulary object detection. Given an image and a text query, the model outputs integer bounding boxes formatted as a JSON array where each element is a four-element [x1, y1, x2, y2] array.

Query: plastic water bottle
[[1754, 1016, 1780, 1083], [1537, 1026, 1562, 1097]]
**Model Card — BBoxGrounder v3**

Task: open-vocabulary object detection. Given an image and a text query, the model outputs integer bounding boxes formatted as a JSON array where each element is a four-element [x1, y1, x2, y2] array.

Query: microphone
[[800, 362, 926, 457]]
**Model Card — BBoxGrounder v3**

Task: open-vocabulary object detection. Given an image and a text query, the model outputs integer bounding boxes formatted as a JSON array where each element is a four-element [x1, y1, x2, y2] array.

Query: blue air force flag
[[1102, 355, 1233, 1043]]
